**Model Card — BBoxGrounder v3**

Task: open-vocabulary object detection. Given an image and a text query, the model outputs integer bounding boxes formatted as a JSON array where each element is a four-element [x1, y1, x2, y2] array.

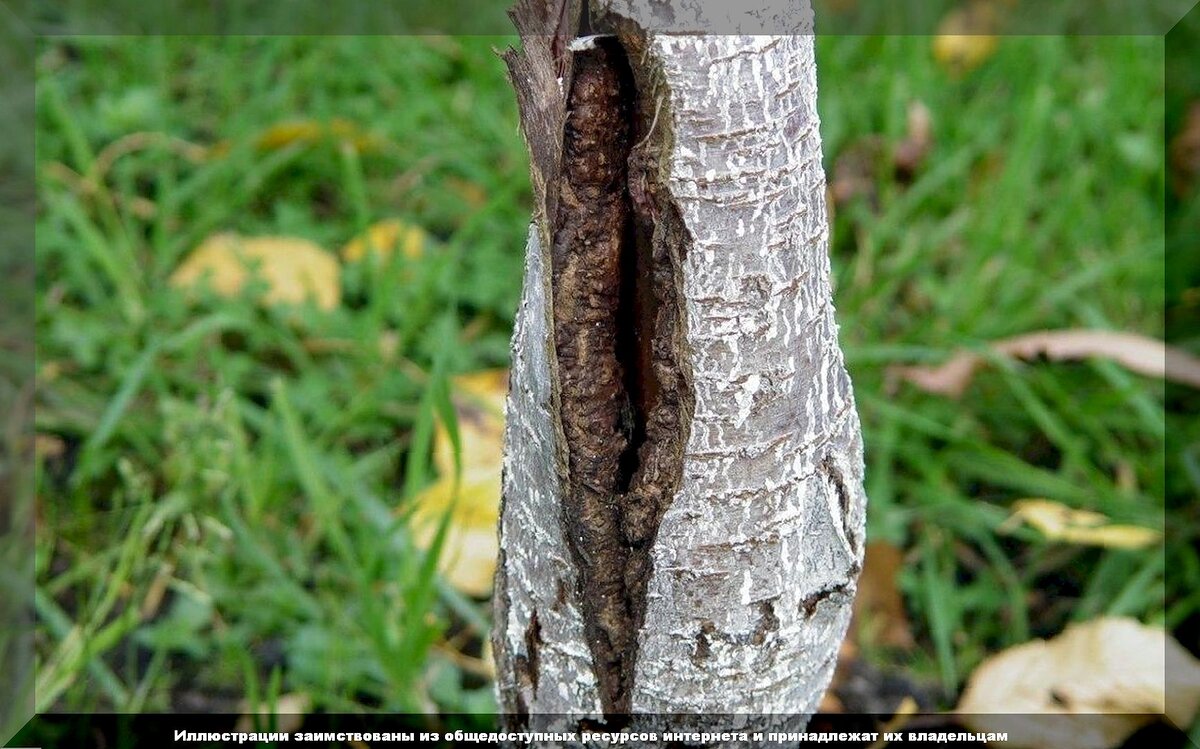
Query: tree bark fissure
[[550, 35, 691, 718], [494, 0, 867, 728]]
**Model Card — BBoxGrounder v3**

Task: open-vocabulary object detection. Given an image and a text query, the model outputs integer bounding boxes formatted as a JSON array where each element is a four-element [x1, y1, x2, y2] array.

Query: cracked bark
[[493, 0, 867, 729]]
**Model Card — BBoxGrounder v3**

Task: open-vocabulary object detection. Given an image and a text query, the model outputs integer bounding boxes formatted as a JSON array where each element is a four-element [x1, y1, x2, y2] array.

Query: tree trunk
[[492, 0, 866, 730]]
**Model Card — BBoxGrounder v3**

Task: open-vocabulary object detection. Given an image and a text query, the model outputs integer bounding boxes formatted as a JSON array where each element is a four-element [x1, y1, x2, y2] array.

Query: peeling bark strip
[[494, 0, 867, 728]]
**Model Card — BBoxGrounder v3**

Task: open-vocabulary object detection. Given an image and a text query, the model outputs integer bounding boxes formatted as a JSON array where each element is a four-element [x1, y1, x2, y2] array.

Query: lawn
[[30, 28, 1189, 730]]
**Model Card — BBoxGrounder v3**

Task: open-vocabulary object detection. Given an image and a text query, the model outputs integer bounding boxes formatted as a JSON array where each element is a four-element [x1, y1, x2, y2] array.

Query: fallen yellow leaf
[[432, 369, 508, 477], [170, 233, 340, 311], [341, 219, 431, 263], [255, 117, 381, 154], [409, 369, 509, 597], [1000, 498, 1161, 550], [957, 617, 1200, 749], [256, 121, 323, 150], [933, 2, 999, 74], [410, 475, 502, 598]]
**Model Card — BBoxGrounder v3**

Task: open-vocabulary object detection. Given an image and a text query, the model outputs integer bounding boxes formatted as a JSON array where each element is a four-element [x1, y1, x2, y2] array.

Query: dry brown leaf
[[170, 233, 340, 311], [891, 329, 1200, 397], [341, 219, 431, 263], [256, 121, 323, 150], [932, 1, 1000, 73], [957, 617, 1200, 749], [1000, 499, 1161, 550], [852, 541, 916, 649], [235, 692, 311, 734], [409, 369, 508, 597]]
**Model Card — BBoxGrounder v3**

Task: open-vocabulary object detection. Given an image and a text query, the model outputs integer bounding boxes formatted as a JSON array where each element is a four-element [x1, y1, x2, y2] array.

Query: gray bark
[[493, 2, 866, 728]]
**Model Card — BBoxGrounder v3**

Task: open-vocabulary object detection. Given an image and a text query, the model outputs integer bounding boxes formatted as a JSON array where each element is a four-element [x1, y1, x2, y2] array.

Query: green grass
[[35, 36, 524, 718], [32, 32, 1190, 721], [815, 34, 1176, 696]]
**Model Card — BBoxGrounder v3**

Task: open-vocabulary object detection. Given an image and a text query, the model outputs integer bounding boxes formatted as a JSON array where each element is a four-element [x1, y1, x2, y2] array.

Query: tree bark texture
[[493, 0, 866, 728]]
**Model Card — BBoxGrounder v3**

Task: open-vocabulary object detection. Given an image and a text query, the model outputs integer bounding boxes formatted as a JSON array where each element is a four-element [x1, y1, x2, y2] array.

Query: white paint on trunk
[[494, 10, 866, 724], [627, 32, 865, 716], [493, 226, 604, 720]]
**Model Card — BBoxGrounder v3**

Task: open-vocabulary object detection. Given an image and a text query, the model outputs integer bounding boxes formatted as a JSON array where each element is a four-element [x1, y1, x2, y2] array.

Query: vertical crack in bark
[[821, 454, 859, 560], [550, 34, 689, 718], [523, 610, 543, 693], [799, 582, 852, 619]]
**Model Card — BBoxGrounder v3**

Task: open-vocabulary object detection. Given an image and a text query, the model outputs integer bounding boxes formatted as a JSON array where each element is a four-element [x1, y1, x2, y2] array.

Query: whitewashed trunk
[[493, 1, 866, 729]]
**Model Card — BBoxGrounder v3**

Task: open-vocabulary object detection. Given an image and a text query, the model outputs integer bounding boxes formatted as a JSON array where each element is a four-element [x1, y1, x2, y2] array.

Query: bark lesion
[[547, 30, 691, 718], [750, 599, 781, 646], [550, 39, 636, 718], [820, 453, 860, 560], [800, 582, 852, 619], [691, 620, 716, 665]]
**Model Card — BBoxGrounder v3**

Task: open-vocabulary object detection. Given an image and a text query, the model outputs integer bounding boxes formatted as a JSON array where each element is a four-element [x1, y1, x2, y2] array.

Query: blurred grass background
[[31, 31, 1191, 722]]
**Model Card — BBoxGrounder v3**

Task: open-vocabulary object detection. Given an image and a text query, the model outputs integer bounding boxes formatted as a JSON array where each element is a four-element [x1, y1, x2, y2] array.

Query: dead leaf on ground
[[409, 476, 504, 598], [889, 329, 1200, 397], [408, 369, 508, 597], [933, 1, 1001, 74], [254, 118, 382, 154], [433, 369, 507, 479], [170, 233, 340, 311], [957, 617, 1200, 749], [999, 499, 1161, 550], [852, 541, 916, 649], [234, 692, 311, 734], [341, 218, 432, 263]]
